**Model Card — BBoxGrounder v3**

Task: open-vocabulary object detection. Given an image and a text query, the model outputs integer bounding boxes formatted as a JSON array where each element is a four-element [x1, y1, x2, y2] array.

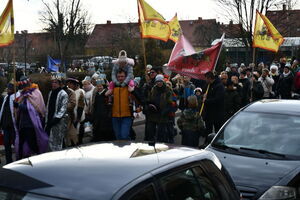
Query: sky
[[1, 0, 299, 33], [0, 0, 220, 33]]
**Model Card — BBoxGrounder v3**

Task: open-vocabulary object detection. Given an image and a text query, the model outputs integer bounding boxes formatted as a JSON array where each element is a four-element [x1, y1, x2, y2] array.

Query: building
[[84, 18, 242, 56]]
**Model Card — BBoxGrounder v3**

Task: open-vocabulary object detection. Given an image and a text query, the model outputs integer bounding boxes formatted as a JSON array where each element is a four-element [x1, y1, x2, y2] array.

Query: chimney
[[229, 20, 233, 25], [16, 31, 19, 34], [283, 4, 286, 11], [198, 17, 202, 21], [107, 20, 111, 24]]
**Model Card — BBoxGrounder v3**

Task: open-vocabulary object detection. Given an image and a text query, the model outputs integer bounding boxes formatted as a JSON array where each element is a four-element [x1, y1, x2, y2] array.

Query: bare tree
[[215, 0, 298, 62], [40, 0, 92, 72]]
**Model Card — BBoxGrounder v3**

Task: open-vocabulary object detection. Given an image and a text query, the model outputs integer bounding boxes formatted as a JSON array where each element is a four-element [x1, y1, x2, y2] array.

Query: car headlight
[[258, 186, 296, 200]]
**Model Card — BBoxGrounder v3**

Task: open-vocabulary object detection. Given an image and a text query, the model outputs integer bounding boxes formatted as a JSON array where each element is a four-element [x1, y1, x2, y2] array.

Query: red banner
[[167, 34, 224, 80]]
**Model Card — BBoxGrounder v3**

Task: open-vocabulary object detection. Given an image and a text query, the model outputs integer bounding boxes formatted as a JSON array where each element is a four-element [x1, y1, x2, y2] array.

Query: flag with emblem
[[168, 14, 182, 42], [167, 33, 224, 80], [0, 0, 14, 47], [252, 10, 284, 52], [137, 0, 170, 42]]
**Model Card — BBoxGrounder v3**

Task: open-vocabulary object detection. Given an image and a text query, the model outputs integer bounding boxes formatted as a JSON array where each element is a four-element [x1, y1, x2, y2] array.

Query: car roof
[[2, 142, 216, 200], [243, 99, 300, 116]]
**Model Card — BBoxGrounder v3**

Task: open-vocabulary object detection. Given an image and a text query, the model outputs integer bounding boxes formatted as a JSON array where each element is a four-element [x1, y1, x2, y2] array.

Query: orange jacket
[[112, 87, 132, 117]]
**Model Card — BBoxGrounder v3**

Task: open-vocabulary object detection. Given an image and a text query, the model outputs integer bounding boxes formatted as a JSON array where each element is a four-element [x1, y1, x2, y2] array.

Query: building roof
[[3, 142, 216, 200], [85, 18, 242, 49], [266, 8, 300, 37]]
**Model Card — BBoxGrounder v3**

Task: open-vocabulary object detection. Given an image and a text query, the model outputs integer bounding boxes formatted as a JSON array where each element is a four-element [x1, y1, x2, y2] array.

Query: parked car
[[206, 99, 300, 200], [0, 142, 239, 200]]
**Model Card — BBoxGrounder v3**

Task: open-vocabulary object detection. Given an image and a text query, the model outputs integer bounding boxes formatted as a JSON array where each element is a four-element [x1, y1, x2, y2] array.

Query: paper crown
[[51, 72, 66, 81]]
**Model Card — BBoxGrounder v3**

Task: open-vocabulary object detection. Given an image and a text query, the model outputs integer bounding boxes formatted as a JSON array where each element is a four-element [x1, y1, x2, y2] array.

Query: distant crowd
[[1, 50, 300, 164]]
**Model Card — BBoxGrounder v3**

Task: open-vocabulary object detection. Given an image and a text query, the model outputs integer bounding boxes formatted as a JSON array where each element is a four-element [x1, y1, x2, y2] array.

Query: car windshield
[[212, 112, 300, 159]]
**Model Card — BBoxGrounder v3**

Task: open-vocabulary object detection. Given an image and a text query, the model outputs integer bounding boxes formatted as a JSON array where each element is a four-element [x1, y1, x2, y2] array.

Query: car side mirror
[[207, 133, 216, 144]]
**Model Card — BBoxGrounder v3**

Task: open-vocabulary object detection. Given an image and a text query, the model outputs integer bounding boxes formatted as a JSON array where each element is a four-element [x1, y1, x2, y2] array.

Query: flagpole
[[13, 42, 17, 99], [200, 33, 225, 116], [141, 38, 147, 70]]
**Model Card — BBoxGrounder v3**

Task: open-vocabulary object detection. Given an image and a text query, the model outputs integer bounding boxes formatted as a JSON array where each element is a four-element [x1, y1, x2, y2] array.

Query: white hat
[[118, 50, 127, 63], [155, 74, 164, 82], [146, 64, 152, 70]]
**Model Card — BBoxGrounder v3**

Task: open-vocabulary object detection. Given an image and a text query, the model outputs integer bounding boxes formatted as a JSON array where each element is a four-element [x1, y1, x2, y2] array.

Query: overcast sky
[[0, 0, 299, 33], [0, 0, 221, 33]]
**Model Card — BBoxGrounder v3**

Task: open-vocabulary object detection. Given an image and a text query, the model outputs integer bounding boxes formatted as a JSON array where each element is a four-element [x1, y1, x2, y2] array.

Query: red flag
[[167, 34, 224, 79]]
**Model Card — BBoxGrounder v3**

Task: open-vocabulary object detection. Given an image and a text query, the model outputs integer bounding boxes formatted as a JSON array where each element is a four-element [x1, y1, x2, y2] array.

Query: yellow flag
[[253, 10, 284, 52], [168, 14, 182, 42], [0, 0, 14, 47], [138, 0, 170, 42]]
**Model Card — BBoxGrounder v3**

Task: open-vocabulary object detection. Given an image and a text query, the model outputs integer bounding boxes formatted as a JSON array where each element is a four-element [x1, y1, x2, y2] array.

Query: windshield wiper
[[239, 147, 286, 158], [212, 143, 239, 152]]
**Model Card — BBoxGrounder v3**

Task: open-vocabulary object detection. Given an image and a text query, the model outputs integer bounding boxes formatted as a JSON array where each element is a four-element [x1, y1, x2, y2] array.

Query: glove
[[148, 104, 158, 112]]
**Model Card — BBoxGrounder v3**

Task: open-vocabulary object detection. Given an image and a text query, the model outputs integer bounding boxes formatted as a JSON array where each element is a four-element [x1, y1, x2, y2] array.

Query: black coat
[[252, 81, 264, 101], [239, 78, 251, 106], [224, 89, 241, 121], [204, 77, 225, 122], [277, 73, 294, 99]]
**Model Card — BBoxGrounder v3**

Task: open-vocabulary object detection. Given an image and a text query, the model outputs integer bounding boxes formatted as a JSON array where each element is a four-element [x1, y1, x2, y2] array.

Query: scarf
[[283, 71, 291, 78]]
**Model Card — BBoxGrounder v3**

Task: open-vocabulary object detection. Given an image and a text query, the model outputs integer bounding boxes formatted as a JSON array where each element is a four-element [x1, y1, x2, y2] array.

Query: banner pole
[[142, 38, 147, 71], [200, 33, 225, 116], [13, 43, 17, 99]]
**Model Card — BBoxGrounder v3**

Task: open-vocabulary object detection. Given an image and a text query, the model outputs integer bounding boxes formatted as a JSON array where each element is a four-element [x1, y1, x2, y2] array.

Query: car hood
[[207, 147, 300, 194]]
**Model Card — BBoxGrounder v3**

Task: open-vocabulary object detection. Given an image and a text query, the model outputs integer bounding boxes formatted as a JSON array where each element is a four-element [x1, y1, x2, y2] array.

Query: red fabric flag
[[167, 34, 224, 80]]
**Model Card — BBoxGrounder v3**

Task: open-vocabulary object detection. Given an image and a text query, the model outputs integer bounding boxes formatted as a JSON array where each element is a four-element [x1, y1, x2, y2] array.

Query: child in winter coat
[[106, 50, 135, 96], [177, 95, 205, 147]]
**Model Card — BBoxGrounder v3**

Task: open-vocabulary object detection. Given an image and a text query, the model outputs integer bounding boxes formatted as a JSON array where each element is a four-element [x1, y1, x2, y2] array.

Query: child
[[106, 50, 135, 96], [177, 95, 205, 147]]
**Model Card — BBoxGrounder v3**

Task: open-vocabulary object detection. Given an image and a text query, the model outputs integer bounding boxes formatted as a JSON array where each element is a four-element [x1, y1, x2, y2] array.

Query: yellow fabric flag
[[0, 0, 14, 47], [253, 10, 284, 52], [138, 0, 170, 42], [168, 14, 182, 42]]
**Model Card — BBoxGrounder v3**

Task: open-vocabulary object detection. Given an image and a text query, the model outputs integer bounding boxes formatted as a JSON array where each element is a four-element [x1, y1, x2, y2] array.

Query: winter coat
[[177, 108, 205, 132], [277, 72, 294, 99], [112, 87, 132, 118], [46, 89, 68, 151], [203, 77, 225, 122], [147, 84, 173, 123], [224, 88, 241, 121], [178, 82, 195, 110], [0, 92, 20, 131], [252, 81, 264, 101], [74, 88, 85, 122], [259, 76, 274, 98], [239, 78, 251, 106]]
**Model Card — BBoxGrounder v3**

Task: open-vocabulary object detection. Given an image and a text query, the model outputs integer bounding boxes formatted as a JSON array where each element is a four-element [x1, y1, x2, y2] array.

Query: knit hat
[[118, 50, 127, 63], [155, 74, 164, 82], [146, 64, 152, 70], [17, 76, 31, 89], [7, 79, 15, 90], [134, 77, 141, 85], [194, 87, 202, 94], [95, 78, 106, 86], [270, 65, 278, 71], [285, 63, 291, 69], [66, 78, 80, 85]]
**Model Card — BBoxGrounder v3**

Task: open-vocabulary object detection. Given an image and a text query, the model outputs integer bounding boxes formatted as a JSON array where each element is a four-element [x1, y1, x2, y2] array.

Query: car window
[[193, 160, 239, 200], [129, 185, 157, 200], [192, 167, 220, 200], [160, 169, 203, 200], [213, 112, 300, 158]]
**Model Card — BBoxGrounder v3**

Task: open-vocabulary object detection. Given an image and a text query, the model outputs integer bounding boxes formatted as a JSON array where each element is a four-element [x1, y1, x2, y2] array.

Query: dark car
[[0, 142, 239, 200], [206, 99, 300, 200]]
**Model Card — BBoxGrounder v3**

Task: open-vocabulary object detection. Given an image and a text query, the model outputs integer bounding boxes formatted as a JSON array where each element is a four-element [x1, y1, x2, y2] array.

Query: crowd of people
[[1, 50, 300, 164]]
